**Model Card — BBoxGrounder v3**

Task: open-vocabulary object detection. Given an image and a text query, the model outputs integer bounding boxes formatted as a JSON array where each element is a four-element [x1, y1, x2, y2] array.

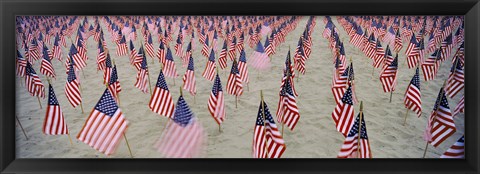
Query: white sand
[[16, 16, 464, 158]]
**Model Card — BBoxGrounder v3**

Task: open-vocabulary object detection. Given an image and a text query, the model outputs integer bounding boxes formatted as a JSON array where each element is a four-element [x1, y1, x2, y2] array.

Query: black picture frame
[[1, 0, 479, 173]]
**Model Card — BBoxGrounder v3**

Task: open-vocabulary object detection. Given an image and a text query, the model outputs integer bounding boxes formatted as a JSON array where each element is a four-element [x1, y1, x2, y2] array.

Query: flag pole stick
[[260, 90, 268, 158], [123, 133, 134, 158], [357, 101, 363, 158], [37, 96, 43, 109], [16, 115, 29, 140], [67, 133, 74, 146], [423, 79, 448, 158], [389, 91, 393, 103], [235, 96, 238, 109], [403, 109, 409, 126]]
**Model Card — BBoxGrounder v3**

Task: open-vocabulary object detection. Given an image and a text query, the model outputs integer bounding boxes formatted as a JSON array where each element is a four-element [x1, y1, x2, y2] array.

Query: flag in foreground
[[253, 100, 286, 158], [43, 84, 69, 135], [440, 135, 464, 158], [149, 69, 175, 118], [337, 112, 371, 158]]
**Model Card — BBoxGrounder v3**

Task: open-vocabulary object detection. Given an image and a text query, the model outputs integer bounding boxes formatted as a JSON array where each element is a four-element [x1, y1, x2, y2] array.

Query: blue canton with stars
[[25, 61, 36, 76], [166, 47, 174, 61], [186, 41, 192, 52], [457, 136, 464, 143], [347, 113, 368, 139], [129, 40, 135, 50], [450, 58, 463, 73], [94, 89, 119, 117], [239, 49, 247, 63], [67, 61, 76, 83], [222, 40, 227, 50], [69, 44, 78, 56], [255, 101, 275, 126], [106, 53, 112, 68], [212, 74, 223, 96], [348, 63, 355, 81], [255, 41, 265, 53], [341, 86, 354, 105], [230, 60, 240, 75], [433, 88, 450, 111], [281, 76, 295, 97], [42, 46, 51, 62], [410, 68, 421, 90], [208, 49, 216, 62], [48, 84, 59, 106], [173, 96, 194, 127], [187, 56, 195, 71], [109, 66, 118, 85], [155, 70, 169, 90]]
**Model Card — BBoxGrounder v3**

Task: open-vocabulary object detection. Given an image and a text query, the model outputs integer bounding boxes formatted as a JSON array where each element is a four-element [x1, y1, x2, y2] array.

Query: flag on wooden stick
[[43, 84, 69, 135]]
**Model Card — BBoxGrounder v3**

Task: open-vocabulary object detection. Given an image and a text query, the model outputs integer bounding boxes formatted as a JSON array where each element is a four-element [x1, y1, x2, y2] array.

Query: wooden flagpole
[[357, 101, 363, 158], [37, 96, 43, 109], [423, 79, 448, 158], [260, 90, 268, 158], [16, 115, 29, 140]]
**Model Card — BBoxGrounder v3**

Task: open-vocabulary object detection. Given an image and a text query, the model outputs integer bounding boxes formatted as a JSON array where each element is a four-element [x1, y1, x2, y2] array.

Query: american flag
[[226, 60, 243, 96], [76, 36, 88, 62], [252, 100, 286, 158], [379, 54, 398, 93], [149, 69, 175, 118], [365, 33, 377, 59], [383, 26, 396, 45], [276, 73, 300, 131], [281, 50, 298, 97], [323, 21, 334, 39], [424, 87, 455, 147], [208, 74, 226, 125], [145, 33, 156, 58], [218, 40, 228, 69], [133, 46, 145, 71], [69, 44, 86, 70], [404, 67, 422, 117], [77, 88, 128, 156], [202, 49, 216, 81], [65, 61, 81, 108], [421, 49, 441, 81], [249, 40, 271, 71], [440, 33, 453, 61], [332, 86, 355, 137], [52, 33, 62, 61], [157, 40, 166, 65], [174, 33, 183, 57], [128, 39, 137, 65], [155, 95, 205, 158], [440, 135, 464, 158], [134, 50, 149, 93], [40, 45, 56, 78], [446, 59, 464, 98], [264, 35, 274, 57], [236, 32, 245, 53], [29, 39, 40, 62], [228, 37, 237, 61], [238, 48, 249, 84], [201, 36, 210, 58], [453, 42, 464, 66], [182, 41, 193, 68], [182, 56, 197, 96], [97, 41, 107, 71], [427, 32, 437, 54], [212, 30, 218, 52], [332, 66, 349, 105], [162, 48, 179, 78], [337, 112, 371, 158], [373, 40, 385, 68], [43, 84, 69, 135], [116, 35, 128, 57], [25, 61, 45, 98], [103, 53, 113, 85], [108, 65, 122, 103], [16, 50, 27, 77], [453, 95, 464, 117], [394, 30, 403, 53]]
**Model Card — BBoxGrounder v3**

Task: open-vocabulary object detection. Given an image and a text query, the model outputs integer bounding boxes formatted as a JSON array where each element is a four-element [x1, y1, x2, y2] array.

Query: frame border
[[1, 0, 479, 173]]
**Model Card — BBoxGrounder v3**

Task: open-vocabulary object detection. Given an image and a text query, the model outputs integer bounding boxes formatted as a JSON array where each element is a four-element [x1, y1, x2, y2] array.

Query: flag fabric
[[202, 49, 216, 81], [145, 33, 156, 58], [69, 44, 87, 70], [404, 67, 422, 117], [174, 33, 183, 57], [446, 59, 464, 98], [149, 69, 175, 118], [103, 54, 113, 85], [162, 48, 179, 78], [65, 61, 81, 107], [238, 48, 249, 84], [252, 100, 286, 158], [294, 39, 306, 74], [182, 56, 197, 96], [25, 61, 45, 98], [218, 40, 228, 69], [16, 50, 27, 77], [337, 112, 371, 158], [97, 41, 107, 71], [108, 65, 122, 103], [228, 37, 237, 61], [394, 30, 403, 54], [276, 74, 300, 131], [332, 86, 355, 137], [155, 95, 205, 158], [208, 74, 226, 125], [133, 46, 145, 71], [134, 51, 149, 93], [440, 136, 464, 158], [40, 45, 56, 78], [52, 34, 62, 61], [157, 40, 166, 65], [332, 66, 350, 105], [43, 84, 69, 135], [226, 60, 243, 96], [424, 87, 456, 147], [421, 49, 441, 81], [453, 95, 464, 117], [440, 33, 453, 61], [379, 54, 398, 93], [116, 36, 128, 57], [249, 40, 271, 70], [201, 37, 210, 58], [77, 88, 129, 156]]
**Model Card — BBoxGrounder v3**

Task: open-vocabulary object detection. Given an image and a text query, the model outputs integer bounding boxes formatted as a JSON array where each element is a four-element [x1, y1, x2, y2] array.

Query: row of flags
[[15, 15, 464, 158]]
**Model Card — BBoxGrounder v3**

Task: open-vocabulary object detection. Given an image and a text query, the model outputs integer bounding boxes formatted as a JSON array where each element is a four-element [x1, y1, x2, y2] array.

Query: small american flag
[[65, 61, 81, 108], [97, 41, 107, 71], [252, 100, 286, 158], [236, 32, 245, 53], [294, 38, 307, 74], [446, 58, 464, 98], [228, 37, 237, 61], [182, 56, 197, 96], [202, 49, 216, 81], [424, 87, 455, 147], [16, 50, 27, 77], [149, 69, 175, 118], [52, 33, 62, 61], [201, 37, 210, 58], [440, 33, 453, 61], [421, 49, 441, 81], [332, 66, 349, 105], [373, 40, 385, 68], [264, 35, 274, 57], [25, 61, 45, 98], [76, 36, 88, 62], [103, 53, 112, 85], [238, 48, 249, 84], [108, 65, 122, 103], [365, 34, 377, 59], [29, 39, 41, 62], [337, 113, 371, 158], [453, 95, 464, 117], [394, 30, 403, 53], [157, 40, 166, 65], [218, 39, 228, 69], [226, 59, 243, 96], [208, 74, 225, 125], [383, 26, 396, 46], [155, 95, 205, 158], [174, 33, 183, 57], [162, 48, 179, 78], [43, 84, 69, 135], [77, 88, 128, 156], [332, 86, 355, 137], [276, 73, 300, 131], [69, 44, 86, 70], [379, 54, 398, 93], [134, 50, 149, 93], [249, 40, 271, 71], [116, 35, 128, 57], [40, 45, 56, 78], [145, 33, 156, 58], [404, 67, 422, 117], [440, 135, 464, 158]]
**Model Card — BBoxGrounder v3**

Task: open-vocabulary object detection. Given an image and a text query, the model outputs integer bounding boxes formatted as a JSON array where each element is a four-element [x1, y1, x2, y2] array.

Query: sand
[[16, 16, 464, 158]]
